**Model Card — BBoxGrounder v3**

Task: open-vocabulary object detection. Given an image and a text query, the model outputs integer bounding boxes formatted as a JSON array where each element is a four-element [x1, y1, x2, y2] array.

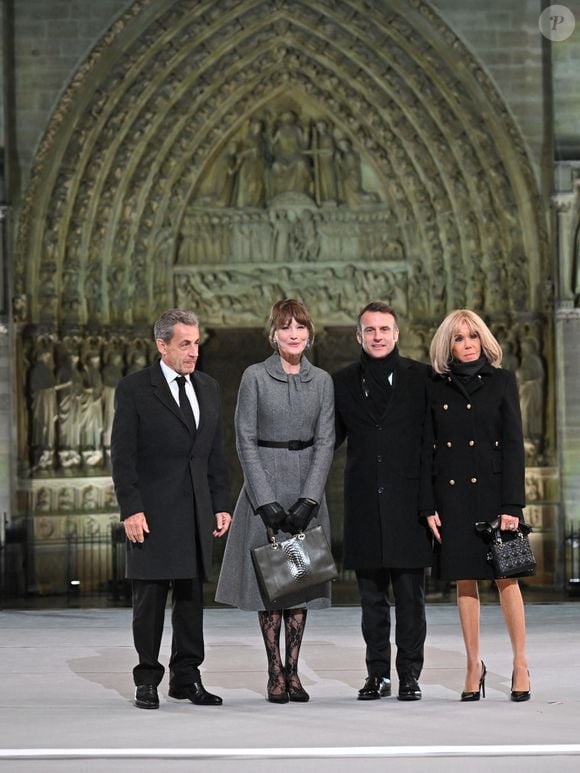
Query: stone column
[[553, 169, 580, 589]]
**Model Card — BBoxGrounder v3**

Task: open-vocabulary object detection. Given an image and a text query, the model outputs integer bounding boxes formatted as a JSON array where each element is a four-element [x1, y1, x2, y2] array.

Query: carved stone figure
[[102, 351, 125, 461], [335, 138, 377, 207], [311, 120, 337, 205], [516, 336, 545, 454], [29, 350, 57, 470], [196, 141, 239, 207], [270, 110, 312, 199], [56, 351, 83, 468], [79, 353, 104, 466], [232, 117, 271, 208]]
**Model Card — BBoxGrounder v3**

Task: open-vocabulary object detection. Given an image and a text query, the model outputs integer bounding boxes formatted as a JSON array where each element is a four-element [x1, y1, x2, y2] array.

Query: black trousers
[[131, 577, 204, 688], [356, 567, 426, 681]]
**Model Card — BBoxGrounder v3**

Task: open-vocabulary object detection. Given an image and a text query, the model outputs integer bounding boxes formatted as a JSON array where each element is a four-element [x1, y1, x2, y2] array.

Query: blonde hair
[[267, 299, 315, 349], [430, 309, 502, 374]]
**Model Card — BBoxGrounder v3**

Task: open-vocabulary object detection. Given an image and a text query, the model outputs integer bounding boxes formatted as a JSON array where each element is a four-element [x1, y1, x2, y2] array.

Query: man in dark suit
[[333, 302, 432, 702], [111, 309, 231, 710]]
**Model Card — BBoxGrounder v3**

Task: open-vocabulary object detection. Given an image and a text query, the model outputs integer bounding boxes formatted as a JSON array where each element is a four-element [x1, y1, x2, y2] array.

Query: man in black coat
[[111, 309, 231, 709], [333, 302, 432, 701]]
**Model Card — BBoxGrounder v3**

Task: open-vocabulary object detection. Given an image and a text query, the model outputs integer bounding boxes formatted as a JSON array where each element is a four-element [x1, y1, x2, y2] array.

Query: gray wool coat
[[215, 353, 335, 611]]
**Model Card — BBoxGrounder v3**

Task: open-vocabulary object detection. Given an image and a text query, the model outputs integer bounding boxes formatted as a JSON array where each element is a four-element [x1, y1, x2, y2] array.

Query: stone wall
[[432, 0, 548, 183], [10, 0, 132, 199]]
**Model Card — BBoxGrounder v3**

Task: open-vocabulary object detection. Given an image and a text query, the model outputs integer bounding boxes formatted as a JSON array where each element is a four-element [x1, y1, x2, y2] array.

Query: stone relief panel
[[22, 334, 155, 475]]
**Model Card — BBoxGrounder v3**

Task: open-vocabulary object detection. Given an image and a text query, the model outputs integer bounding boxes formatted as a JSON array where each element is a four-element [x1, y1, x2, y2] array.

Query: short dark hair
[[267, 299, 315, 348], [153, 309, 199, 343], [356, 302, 398, 333]]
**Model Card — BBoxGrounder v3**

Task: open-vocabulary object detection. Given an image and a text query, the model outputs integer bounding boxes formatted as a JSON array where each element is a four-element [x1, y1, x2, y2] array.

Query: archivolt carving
[[16, 0, 546, 331], [13, 0, 550, 475]]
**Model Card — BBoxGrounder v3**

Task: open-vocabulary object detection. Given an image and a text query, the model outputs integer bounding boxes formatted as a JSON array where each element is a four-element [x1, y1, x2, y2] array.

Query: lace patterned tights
[[258, 608, 307, 695]]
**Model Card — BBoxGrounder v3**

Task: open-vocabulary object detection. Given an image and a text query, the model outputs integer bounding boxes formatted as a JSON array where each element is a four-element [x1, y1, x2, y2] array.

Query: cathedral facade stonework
[[2, 0, 576, 597]]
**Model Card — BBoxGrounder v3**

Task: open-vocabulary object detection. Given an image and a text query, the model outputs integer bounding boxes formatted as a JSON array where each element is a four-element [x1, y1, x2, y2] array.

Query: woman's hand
[[427, 513, 442, 544], [499, 514, 520, 532]]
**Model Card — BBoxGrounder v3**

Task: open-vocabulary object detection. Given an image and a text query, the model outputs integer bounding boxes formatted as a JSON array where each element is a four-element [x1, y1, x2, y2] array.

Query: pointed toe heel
[[510, 670, 531, 702], [460, 661, 487, 702]]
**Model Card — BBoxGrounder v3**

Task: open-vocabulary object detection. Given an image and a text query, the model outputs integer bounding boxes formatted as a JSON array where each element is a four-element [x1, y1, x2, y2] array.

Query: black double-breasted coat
[[111, 362, 231, 581], [423, 364, 525, 580], [333, 356, 433, 570]]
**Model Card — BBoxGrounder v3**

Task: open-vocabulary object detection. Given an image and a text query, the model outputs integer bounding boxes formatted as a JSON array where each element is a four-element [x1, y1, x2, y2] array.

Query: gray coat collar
[[264, 352, 314, 382]]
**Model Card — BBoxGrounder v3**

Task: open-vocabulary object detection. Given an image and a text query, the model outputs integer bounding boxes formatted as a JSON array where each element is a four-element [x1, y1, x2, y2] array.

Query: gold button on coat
[[443, 404, 449, 411], [469, 440, 475, 447], [447, 441, 452, 447], [449, 479, 456, 486], [466, 403, 472, 410], [470, 477, 477, 484]]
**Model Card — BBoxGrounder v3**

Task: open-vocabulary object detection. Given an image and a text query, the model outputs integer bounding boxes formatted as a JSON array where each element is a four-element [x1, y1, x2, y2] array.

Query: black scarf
[[448, 355, 487, 382], [360, 346, 400, 418]]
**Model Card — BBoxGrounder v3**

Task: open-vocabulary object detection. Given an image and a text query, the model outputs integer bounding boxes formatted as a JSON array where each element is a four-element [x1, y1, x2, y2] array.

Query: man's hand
[[213, 512, 232, 537], [123, 512, 150, 543]]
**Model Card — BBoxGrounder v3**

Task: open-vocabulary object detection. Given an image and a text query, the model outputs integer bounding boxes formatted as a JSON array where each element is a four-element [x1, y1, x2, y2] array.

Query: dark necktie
[[176, 376, 196, 431]]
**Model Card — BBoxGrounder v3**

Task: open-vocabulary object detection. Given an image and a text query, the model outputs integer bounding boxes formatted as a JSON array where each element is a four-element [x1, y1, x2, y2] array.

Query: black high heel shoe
[[461, 661, 487, 701], [267, 672, 289, 704], [286, 674, 310, 702], [510, 670, 531, 702]]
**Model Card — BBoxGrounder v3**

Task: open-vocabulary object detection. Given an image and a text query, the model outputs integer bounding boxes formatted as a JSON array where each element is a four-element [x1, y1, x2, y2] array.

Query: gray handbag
[[251, 525, 338, 605]]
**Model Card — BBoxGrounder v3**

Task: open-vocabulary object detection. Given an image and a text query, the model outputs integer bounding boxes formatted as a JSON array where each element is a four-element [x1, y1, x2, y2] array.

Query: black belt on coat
[[257, 438, 314, 451]]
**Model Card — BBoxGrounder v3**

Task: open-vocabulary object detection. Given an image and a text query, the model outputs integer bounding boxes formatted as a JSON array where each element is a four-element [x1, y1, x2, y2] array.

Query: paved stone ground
[[0, 602, 579, 772]]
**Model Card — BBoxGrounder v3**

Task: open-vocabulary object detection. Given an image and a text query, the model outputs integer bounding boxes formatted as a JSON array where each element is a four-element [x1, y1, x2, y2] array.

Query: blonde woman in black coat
[[425, 310, 530, 702]]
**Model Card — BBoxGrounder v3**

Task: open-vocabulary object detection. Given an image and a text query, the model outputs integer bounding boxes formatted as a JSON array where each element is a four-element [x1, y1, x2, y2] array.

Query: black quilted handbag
[[475, 518, 536, 578], [251, 525, 338, 605]]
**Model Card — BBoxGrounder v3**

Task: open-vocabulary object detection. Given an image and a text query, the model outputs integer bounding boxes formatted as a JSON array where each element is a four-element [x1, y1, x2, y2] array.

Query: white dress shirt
[[159, 359, 200, 427]]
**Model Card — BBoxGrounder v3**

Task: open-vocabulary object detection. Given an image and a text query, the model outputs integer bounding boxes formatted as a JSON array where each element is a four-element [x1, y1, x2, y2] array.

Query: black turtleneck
[[360, 346, 400, 418]]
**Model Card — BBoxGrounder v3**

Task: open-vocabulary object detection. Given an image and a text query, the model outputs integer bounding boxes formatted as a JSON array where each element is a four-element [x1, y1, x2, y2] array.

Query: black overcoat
[[333, 356, 433, 570], [423, 364, 525, 580], [111, 362, 231, 581]]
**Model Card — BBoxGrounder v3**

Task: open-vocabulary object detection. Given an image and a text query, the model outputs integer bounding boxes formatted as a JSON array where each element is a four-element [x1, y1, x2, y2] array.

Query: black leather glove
[[285, 498, 318, 534], [256, 502, 288, 532]]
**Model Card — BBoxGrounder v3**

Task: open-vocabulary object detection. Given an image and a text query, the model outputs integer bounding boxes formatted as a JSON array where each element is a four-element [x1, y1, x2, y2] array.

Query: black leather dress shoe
[[168, 681, 223, 706], [397, 677, 422, 701], [357, 675, 392, 700], [134, 684, 159, 709]]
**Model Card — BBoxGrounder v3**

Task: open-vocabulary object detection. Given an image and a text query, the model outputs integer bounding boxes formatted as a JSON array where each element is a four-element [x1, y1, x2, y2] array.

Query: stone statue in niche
[[516, 335, 545, 459], [79, 352, 104, 467], [58, 487, 75, 511], [232, 117, 271, 208], [293, 209, 320, 262], [195, 140, 239, 207], [102, 351, 125, 464], [56, 349, 84, 468], [84, 261, 102, 320], [126, 347, 149, 375], [108, 265, 128, 325], [334, 138, 378, 207], [311, 119, 338, 205], [270, 110, 313, 199], [408, 261, 429, 318], [28, 349, 58, 470]]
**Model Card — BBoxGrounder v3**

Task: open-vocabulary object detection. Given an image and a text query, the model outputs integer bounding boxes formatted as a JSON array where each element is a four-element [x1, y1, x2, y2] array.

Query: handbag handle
[[475, 518, 532, 536], [265, 526, 305, 548]]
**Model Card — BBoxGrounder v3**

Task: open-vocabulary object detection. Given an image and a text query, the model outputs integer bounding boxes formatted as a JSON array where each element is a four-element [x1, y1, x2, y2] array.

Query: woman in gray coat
[[216, 299, 334, 703]]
